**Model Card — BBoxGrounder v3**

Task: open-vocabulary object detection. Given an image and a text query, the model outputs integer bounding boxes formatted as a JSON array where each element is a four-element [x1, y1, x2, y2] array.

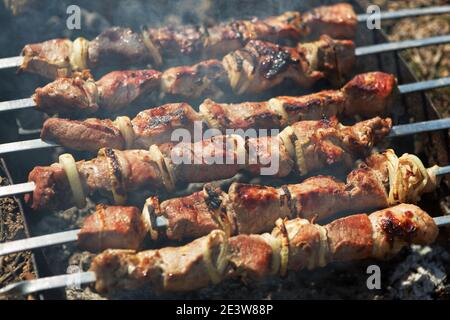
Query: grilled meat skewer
[[75, 148, 438, 252], [33, 36, 354, 115], [40, 72, 396, 152], [20, 3, 356, 79], [90, 203, 438, 293], [27, 116, 392, 211]]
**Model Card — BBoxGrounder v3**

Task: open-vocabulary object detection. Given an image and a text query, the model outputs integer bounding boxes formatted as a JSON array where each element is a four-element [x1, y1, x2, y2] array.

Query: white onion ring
[[275, 218, 289, 277], [261, 233, 281, 275], [114, 116, 135, 149], [142, 197, 160, 241], [149, 145, 175, 191], [198, 102, 219, 130], [268, 98, 289, 127], [70, 37, 89, 70], [203, 230, 228, 284], [385, 149, 432, 204], [294, 138, 308, 175], [59, 153, 86, 208], [278, 126, 295, 160], [141, 29, 163, 66]]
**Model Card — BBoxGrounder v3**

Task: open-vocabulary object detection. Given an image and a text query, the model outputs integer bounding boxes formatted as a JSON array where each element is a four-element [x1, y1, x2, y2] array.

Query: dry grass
[[372, 0, 450, 117]]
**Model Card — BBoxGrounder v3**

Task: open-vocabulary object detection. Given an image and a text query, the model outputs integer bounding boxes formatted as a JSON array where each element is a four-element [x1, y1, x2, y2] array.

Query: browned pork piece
[[33, 36, 355, 116], [40, 72, 396, 152], [90, 204, 438, 293], [302, 3, 357, 40], [74, 148, 439, 252], [222, 36, 354, 94], [19, 3, 357, 79], [27, 117, 391, 211], [34, 70, 162, 115], [78, 205, 148, 252]]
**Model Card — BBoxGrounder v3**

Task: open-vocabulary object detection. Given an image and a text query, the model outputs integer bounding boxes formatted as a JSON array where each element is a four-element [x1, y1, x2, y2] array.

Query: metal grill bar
[[0, 56, 23, 69], [355, 34, 450, 56], [388, 118, 450, 137], [0, 230, 80, 256], [436, 166, 450, 176], [0, 182, 35, 197], [0, 98, 35, 112], [3, 212, 450, 297], [357, 5, 450, 22], [0, 216, 168, 256], [0, 139, 59, 155], [398, 77, 450, 94], [0, 272, 96, 297]]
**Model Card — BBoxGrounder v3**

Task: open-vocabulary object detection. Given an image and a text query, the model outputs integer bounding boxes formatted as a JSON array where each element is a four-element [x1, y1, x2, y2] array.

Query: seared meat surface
[[161, 60, 228, 99], [90, 204, 438, 293], [87, 27, 150, 68], [41, 118, 125, 152], [68, 147, 439, 252], [223, 36, 355, 94], [33, 36, 356, 116], [34, 70, 161, 115], [30, 117, 392, 211], [78, 205, 147, 252], [19, 4, 357, 79], [39, 72, 397, 152], [302, 3, 357, 40], [131, 103, 205, 148]]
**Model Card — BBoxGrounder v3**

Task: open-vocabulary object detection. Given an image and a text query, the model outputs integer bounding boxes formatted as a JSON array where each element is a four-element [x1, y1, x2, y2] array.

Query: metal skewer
[[1, 213, 449, 297], [0, 56, 23, 70], [355, 34, 450, 56], [0, 215, 169, 256], [356, 5, 450, 22], [1, 33, 450, 115], [1, 114, 449, 155], [0, 139, 58, 155], [0, 163, 448, 256], [0, 118, 448, 197], [0, 5, 449, 71], [387, 118, 450, 137]]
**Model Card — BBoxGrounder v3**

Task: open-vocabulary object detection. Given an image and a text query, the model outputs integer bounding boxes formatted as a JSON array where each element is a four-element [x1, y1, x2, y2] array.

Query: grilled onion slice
[[385, 149, 431, 205], [149, 145, 175, 191], [198, 102, 220, 130], [275, 218, 289, 277], [294, 137, 308, 176], [114, 116, 135, 149], [261, 233, 281, 275], [268, 98, 289, 128], [141, 29, 163, 66], [59, 153, 86, 208], [70, 37, 89, 70], [142, 196, 161, 241], [203, 230, 229, 284], [278, 126, 295, 160]]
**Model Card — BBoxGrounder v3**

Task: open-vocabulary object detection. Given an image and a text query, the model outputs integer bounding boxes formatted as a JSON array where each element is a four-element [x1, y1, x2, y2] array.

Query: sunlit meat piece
[[90, 204, 437, 293]]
